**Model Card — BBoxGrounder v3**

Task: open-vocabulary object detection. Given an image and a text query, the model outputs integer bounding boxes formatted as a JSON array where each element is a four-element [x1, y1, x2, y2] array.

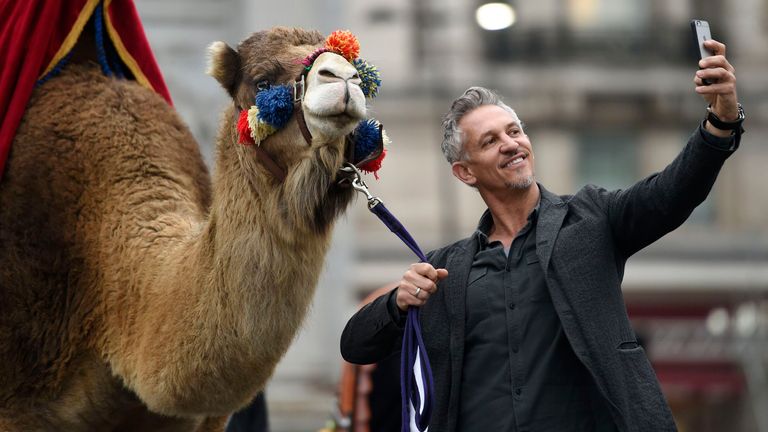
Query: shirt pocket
[[466, 266, 492, 319], [526, 251, 540, 266], [467, 266, 488, 286]]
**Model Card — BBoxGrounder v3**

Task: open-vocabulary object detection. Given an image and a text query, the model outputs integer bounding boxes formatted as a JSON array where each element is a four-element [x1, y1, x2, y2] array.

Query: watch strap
[[706, 103, 745, 134]]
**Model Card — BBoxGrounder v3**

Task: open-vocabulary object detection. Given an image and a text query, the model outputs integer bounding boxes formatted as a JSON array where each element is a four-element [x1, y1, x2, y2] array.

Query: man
[[340, 39, 743, 432]]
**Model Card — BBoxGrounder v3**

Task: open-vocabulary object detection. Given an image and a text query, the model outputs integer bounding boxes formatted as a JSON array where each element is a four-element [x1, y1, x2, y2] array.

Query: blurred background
[[134, 0, 768, 430]]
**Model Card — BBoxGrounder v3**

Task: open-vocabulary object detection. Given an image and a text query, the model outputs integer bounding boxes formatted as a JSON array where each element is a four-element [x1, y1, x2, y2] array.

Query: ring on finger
[[414, 287, 422, 297]]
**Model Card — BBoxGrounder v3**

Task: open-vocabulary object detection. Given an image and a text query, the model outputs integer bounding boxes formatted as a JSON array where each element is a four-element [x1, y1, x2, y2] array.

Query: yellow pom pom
[[247, 106, 277, 145]]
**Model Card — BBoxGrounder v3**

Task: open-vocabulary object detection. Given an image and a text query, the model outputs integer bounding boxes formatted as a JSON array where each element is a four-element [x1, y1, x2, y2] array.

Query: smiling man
[[341, 39, 743, 432]]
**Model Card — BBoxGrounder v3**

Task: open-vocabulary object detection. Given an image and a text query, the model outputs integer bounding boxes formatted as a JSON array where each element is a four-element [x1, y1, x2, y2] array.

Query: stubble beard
[[505, 174, 535, 190]]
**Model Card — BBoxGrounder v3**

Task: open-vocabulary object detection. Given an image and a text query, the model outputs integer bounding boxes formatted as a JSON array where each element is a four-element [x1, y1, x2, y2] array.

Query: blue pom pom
[[255, 85, 294, 129], [352, 119, 382, 164], [353, 58, 381, 98]]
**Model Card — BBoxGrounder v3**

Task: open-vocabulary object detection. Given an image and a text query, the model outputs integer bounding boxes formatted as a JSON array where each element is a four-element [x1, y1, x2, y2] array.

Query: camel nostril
[[318, 69, 336, 78]]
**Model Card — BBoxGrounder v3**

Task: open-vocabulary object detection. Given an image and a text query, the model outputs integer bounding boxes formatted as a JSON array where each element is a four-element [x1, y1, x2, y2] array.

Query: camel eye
[[255, 80, 271, 91]]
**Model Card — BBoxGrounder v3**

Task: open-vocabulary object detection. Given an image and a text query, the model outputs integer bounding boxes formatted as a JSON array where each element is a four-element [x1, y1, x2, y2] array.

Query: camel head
[[206, 27, 386, 186]]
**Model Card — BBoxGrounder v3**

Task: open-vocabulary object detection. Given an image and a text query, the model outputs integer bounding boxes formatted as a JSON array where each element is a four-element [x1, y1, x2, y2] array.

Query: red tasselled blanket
[[0, 0, 172, 179]]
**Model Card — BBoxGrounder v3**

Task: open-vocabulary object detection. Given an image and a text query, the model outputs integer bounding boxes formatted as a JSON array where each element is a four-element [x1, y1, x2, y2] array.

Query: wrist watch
[[706, 103, 746, 135]]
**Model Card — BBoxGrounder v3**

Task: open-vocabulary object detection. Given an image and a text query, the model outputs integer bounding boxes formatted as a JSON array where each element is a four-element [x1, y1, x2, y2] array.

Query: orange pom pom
[[325, 30, 360, 61]]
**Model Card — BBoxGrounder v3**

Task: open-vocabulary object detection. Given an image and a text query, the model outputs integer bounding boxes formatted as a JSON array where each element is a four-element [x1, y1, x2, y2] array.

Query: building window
[[577, 131, 715, 224], [478, 0, 690, 64], [577, 132, 637, 190], [565, 0, 649, 31]]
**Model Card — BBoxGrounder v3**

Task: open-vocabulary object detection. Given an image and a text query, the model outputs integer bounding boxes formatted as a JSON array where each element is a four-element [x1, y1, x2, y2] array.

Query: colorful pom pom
[[237, 110, 255, 145], [359, 148, 386, 179], [255, 85, 294, 129], [353, 58, 381, 98], [325, 30, 360, 61], [352, 119, 382, 162], [247, 106, 277, 144], [351, 119, 389, 178]]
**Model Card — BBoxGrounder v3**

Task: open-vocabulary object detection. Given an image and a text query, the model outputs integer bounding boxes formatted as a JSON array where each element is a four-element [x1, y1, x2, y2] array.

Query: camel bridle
[[237, 65, 383, 184]]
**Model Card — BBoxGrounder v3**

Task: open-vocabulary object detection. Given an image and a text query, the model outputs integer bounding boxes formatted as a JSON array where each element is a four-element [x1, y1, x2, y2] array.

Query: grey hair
[[440, 87, 521, 164]]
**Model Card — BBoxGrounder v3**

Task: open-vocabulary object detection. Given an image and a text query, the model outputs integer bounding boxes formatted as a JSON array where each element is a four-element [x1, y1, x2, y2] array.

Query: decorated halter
[[236, 30, 388, 179]]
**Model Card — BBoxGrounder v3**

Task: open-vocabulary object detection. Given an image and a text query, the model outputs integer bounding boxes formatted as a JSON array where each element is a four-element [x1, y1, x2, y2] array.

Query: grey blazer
[[341, 126, 738, 432]]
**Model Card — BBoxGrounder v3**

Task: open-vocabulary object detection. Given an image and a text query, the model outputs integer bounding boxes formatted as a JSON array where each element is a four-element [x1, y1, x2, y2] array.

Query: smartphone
[[691, 19, 714, 84]]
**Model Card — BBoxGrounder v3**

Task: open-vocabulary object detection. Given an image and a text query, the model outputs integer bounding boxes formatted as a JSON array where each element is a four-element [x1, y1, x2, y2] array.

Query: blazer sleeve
[[340, 287, 405, 364], [589, 124, 738, 258], [340, 249, 443, 365]]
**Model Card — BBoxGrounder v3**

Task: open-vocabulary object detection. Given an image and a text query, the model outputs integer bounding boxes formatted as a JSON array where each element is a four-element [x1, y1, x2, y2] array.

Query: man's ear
[[206, 41, 241, 98], [451, 161, 476, 186]]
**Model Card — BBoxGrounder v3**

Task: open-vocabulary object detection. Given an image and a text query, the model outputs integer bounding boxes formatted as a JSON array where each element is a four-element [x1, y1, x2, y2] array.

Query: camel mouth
[[304, 110, 365, 140], [310, 101, 366, 123], [325, 112, 357, 124]]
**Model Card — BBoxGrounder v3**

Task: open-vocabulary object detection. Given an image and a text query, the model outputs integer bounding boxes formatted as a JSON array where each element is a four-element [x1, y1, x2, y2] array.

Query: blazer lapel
[[444, 238, 476, 339], [536, 185, 568, 275]]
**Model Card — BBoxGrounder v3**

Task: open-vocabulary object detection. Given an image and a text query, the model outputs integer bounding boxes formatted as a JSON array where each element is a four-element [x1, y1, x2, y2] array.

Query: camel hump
[[11, 62, 212, 210]]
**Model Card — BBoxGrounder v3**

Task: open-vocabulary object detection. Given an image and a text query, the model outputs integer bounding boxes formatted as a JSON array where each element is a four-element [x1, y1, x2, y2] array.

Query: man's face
[[452, 104, 535, 193]]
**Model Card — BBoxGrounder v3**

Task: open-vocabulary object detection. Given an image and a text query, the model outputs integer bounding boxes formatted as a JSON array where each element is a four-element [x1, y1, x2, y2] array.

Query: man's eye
[[508, 129, 519, 136]]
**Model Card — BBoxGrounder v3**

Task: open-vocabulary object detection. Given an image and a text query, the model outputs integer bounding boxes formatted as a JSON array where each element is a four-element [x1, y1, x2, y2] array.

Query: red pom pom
[[237, 110, 255, 145], [325, 30, 360, 61], [359, 148, 386, 179]]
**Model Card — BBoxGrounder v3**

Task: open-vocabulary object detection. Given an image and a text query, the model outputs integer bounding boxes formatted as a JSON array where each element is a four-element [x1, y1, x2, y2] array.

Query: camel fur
[[0, 27, 369, 431]]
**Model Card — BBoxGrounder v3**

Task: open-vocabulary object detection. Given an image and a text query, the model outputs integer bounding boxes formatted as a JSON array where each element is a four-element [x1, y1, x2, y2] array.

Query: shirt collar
[[474, 199, 541, 248]]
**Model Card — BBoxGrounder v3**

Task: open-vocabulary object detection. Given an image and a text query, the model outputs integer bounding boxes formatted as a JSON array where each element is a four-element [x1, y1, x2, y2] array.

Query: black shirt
[[458, 207, 617, 432]]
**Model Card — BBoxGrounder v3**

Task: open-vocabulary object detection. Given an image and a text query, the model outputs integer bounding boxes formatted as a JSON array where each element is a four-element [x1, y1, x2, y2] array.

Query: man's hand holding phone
[[691, 20, 740, 137], [694, 39, 739, 124]]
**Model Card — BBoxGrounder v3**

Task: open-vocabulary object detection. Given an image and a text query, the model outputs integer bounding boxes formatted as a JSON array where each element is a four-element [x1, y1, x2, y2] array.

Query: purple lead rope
[[341, 162, 435, 431], [370, 202, 435, 432]]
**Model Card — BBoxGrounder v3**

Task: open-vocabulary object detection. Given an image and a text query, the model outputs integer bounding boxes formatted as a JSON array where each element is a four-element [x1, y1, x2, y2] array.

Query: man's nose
[[499, 136, 518, 153]]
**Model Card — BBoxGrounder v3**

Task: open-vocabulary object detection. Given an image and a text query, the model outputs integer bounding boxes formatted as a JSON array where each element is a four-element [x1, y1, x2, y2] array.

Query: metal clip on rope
[[340, 163, 381, 209], [339, 162, 435, 432]]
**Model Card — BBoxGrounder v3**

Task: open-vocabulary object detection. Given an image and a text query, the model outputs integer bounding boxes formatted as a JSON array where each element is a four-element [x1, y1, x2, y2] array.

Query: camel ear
[[206, 41, 241, 97]]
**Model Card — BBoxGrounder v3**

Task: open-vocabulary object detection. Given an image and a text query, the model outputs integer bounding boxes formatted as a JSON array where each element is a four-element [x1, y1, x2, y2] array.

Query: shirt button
[[515, 388, 522, 396], [508, 302, 516, 310], [512, 347, 519, 353]]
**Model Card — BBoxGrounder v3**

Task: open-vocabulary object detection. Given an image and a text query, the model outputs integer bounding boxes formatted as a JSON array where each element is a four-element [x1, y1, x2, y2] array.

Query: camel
[[0, 26, 382, 431]]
